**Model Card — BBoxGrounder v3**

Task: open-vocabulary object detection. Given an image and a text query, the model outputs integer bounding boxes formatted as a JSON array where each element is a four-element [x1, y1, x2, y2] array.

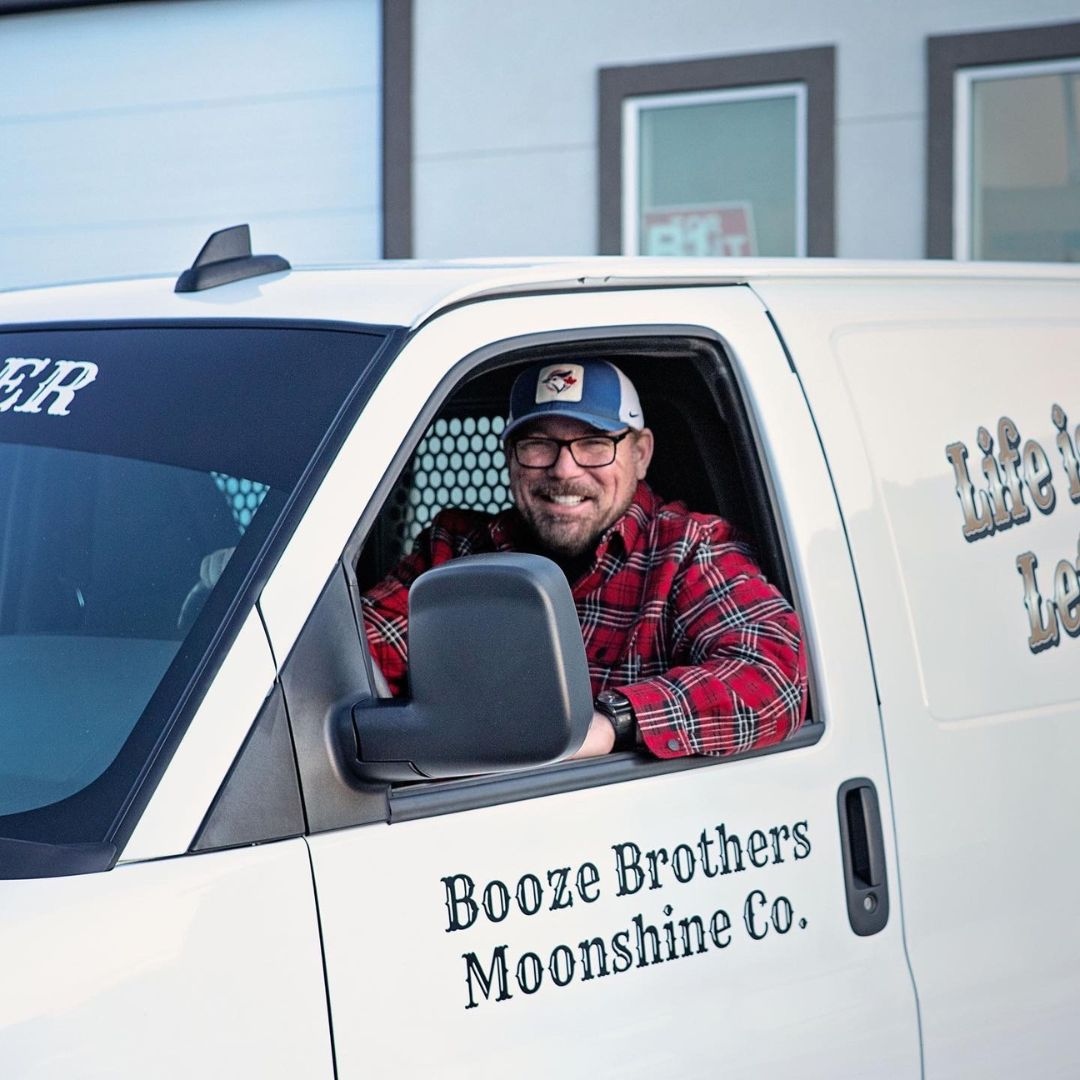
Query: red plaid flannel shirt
[[361, 482, 807, 759]]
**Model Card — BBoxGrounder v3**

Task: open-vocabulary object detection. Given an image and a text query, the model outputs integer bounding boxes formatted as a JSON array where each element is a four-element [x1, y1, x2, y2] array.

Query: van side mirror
[[344, 554, 593, 781]]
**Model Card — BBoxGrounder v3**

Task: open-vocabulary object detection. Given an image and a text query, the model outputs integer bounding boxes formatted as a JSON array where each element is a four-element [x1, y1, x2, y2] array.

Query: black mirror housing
[[347, 553, 593, 780]]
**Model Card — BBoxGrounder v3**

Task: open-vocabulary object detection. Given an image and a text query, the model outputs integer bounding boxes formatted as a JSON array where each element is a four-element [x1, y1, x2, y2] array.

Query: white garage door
[[0, 0, 381, 290]]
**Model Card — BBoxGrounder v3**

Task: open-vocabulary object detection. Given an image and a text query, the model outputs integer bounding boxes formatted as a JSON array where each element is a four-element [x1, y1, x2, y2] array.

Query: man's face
[[508, 415, 654, 557]]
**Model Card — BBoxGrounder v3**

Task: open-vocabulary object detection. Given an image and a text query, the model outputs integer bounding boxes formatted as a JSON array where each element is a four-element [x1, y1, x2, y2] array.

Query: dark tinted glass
[[0, 323, 389, 853]]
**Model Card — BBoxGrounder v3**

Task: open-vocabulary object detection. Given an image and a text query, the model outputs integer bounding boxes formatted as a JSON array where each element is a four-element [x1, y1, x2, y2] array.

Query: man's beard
[[515, 481, 628, 558], [523, 516, 595, 558]]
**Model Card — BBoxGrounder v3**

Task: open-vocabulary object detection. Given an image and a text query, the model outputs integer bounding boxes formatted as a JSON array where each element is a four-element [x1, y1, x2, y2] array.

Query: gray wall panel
[[0, 0, 381, 289], [416, 147, 594, 256], [836, 115, 924, 258]]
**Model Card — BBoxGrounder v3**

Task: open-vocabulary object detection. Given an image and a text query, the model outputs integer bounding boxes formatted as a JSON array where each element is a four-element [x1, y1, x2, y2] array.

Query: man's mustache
[[529, 483, 595, 500]]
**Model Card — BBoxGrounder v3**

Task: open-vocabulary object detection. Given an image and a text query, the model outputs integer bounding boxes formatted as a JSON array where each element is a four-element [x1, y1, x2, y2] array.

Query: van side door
[[258, 284, 922, 1078]]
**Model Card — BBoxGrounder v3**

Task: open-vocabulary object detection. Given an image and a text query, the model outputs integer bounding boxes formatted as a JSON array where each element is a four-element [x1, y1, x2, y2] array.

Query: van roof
[[2, 256, 1078, 331]]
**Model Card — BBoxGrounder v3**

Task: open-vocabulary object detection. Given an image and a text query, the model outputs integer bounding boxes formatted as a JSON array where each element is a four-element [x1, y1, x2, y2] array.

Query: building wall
[[411, 0, 1080, 259], [1, 0, 1074, 288], [0, 0, 380, 291]]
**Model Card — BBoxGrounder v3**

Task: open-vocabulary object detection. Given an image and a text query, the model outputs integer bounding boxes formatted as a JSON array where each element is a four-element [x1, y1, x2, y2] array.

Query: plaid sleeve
[[620, 535, 808, 759], [360, 509, 498, 697], [360, 540, 432, 697]]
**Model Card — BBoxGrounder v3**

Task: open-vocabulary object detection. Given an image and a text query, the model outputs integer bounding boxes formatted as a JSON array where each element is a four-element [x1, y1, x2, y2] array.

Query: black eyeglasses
[[511, 431, 630, 469]]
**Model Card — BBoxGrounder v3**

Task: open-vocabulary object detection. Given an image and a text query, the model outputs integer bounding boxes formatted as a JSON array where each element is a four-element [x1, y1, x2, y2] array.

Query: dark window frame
[[0, 0, 413, 258], [382, 0, 413, 257], [598, 47, 836, 257], [926, 20, 1080, 259]]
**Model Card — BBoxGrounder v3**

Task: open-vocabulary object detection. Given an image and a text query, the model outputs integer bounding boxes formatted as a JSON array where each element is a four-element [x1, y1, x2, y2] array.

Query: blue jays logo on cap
[[540, 368, 579, 397], [504, 360, 644, 439]]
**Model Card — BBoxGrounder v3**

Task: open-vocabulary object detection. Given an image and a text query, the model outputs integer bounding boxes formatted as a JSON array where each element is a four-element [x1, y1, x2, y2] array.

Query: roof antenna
[[174, 224, 290, 293]]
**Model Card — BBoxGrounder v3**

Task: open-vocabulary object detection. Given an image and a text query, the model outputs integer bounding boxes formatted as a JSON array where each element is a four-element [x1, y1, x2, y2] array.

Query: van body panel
[[312, 762, 916, 1078], [757, 275, 1080, 1076], [0, 839, 332, 1076]]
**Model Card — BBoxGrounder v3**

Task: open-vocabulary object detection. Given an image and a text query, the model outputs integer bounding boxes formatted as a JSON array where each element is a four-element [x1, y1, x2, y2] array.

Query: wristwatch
[[594, 690, 636, 751]]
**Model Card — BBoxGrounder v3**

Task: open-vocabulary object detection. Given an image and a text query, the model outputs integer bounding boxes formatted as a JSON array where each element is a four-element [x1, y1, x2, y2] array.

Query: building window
[[927, 21, 1080, 261], [599, 48, 834, 257], [624, 85, 807, 257], [958, 59, 1080, 261]]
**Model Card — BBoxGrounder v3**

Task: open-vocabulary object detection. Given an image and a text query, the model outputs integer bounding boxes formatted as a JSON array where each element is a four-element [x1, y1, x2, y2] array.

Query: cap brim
[[502, 408, 631, 440]]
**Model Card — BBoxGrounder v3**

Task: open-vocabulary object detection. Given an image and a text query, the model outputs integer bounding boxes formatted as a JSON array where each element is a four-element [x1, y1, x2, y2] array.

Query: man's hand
[[568, 711, 616, 759]]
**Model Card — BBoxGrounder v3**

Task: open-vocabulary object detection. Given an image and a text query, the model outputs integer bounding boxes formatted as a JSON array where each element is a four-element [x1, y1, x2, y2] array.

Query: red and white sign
[[641, 203, 757, 257]]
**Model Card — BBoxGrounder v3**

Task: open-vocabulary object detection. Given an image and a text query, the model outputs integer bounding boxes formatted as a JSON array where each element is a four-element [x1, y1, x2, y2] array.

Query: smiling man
[[506, 363, 653, 566], [361, 360, 807, 760]]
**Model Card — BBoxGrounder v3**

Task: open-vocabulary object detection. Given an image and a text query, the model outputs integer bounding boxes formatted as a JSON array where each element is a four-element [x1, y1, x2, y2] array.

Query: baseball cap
[[503, 360, 644, 439]]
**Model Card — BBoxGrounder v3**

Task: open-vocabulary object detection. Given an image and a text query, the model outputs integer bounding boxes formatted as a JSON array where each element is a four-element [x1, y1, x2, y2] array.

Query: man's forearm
[[568, 712, 617, 759]]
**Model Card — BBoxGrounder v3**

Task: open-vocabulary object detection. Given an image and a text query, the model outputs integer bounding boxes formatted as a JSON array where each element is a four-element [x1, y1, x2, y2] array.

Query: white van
[[1, 227, 1078, 1077]]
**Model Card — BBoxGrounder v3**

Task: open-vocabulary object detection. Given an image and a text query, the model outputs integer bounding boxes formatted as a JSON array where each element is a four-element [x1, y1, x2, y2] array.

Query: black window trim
[[926, 19, 1080, 259], [390, 722, 824, 824], [598, 46, 836, 257]]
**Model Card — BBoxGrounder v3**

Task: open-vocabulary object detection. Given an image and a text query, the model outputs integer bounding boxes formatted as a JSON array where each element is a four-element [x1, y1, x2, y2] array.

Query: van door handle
[[837, 778, 890, 936]]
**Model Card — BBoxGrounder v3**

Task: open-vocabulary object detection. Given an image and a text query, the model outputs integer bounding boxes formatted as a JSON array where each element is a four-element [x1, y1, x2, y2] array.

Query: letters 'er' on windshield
[[0, 357, 99, 415]]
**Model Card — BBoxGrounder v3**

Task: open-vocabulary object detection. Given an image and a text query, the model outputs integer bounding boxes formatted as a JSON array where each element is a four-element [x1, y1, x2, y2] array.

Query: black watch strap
[[595, 690, 636, 751]]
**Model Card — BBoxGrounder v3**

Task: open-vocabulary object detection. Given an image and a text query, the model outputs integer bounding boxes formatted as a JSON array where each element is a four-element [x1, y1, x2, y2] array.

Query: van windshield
[[0, 444, 270, 815], [0, 323, 390, 853]]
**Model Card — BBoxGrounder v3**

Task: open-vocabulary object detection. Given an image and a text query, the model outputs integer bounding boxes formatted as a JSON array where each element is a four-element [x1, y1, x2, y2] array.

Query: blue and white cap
[[504, 360, 644, 439]]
